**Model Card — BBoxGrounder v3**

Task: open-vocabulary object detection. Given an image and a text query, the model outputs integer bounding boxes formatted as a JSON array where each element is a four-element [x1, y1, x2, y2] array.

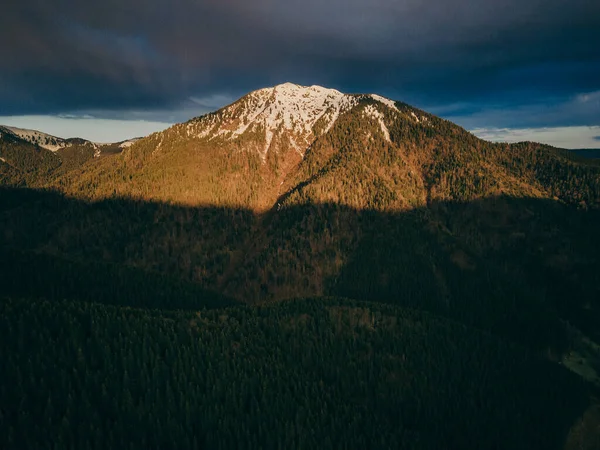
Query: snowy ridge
[[2, 126, 68, 152], [369, 94, 399, 111], [119, 138, 140, 148], [187, 83, 401, 161]]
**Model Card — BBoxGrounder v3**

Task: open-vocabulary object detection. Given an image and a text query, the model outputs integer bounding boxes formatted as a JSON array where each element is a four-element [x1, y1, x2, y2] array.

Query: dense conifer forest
[[0, 296, 594, 449]]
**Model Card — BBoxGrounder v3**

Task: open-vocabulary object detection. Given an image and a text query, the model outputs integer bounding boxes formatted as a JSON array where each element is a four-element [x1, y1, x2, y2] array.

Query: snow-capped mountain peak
[[186, 83, 400, 160], [0, 126, 68, 152]]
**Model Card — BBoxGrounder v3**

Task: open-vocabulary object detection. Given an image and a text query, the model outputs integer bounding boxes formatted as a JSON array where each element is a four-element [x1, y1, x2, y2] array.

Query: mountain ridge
[[0, 125, 148, 187], [0, 124, 143, 152]]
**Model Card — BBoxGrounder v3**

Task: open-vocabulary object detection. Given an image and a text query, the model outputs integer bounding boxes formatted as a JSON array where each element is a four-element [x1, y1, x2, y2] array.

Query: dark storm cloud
[[1, 0, 599, 125]]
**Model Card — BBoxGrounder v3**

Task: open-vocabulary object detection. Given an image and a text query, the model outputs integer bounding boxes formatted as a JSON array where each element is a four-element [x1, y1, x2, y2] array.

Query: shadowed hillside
[[0, 296, 595, 450], [0, 247, 237, 311], [2, 187, 599, 361], [572, 149, 600, 161]]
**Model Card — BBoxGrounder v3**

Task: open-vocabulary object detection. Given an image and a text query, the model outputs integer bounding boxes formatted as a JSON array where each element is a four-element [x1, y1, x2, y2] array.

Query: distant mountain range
[[572, 148, 600, 159], [0, 124, 141, 152], [1, 83, 600, 449], [0, 125, 142, 186]]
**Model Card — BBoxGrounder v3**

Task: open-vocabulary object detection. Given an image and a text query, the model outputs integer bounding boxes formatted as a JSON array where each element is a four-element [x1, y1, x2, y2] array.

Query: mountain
[[2, 83, 600, 448], [2, 83, 599, 329], [45, 83, 598, 209], [51, 84, 442, 209], [572, 148, 600, 160], [0, 125, 71, 151], [0, 125, 139, 187], [2, 82, 599, 335], [186, 83, 396, 160]]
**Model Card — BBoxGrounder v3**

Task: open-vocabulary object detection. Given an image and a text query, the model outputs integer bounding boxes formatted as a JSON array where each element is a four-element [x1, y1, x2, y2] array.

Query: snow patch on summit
[[187, 83, 402, 161], [190, 83, 360, 161]]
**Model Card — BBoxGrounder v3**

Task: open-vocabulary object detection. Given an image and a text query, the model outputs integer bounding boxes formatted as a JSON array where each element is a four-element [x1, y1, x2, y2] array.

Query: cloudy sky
[[1, 0, 598, 146]]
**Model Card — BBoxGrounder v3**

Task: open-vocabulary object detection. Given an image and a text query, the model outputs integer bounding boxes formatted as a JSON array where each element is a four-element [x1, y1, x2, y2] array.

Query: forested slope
[[0, 297, 593, 450]]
